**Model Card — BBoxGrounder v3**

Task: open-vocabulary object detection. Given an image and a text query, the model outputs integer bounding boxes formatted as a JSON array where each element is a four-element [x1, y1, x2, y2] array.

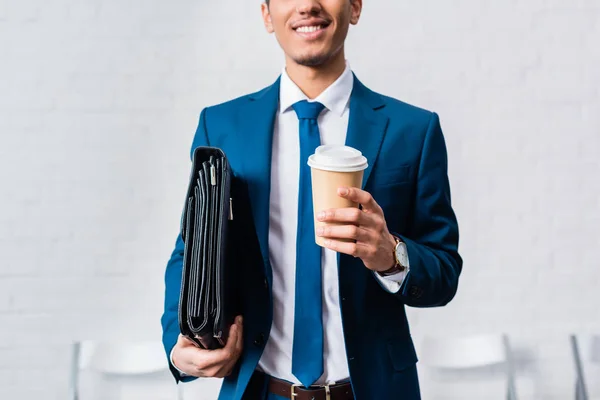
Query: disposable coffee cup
[[308, 145, 368, 247]]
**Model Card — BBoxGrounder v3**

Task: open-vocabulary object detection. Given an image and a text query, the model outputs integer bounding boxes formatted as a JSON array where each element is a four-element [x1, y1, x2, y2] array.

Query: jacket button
[[253, 333, 265, 347], [409, 285, 423, 299]]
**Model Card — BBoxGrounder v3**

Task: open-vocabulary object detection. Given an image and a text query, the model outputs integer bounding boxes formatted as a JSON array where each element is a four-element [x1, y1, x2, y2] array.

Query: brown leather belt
[[266, 375, 354, 400]]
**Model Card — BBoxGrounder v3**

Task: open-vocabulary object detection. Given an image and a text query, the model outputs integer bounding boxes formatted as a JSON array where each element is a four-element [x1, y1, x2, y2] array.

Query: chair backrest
[[78, 340, 169, 375], [417, 334, 517, 400], [418, 334, 509, 369], [69, 340, 179, 400]]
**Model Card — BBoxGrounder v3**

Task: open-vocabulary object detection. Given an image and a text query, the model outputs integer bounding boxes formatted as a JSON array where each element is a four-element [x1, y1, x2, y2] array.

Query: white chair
[[69, 340, 182, 400], [591, 335, 600, 400], [570, 335, 600, 400], [416, 333, 517, 400], [592, 335, 600, 364]]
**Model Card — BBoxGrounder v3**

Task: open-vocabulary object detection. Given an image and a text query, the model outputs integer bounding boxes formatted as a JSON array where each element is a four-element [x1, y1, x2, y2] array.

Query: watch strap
[[377, 235, 406, 276]]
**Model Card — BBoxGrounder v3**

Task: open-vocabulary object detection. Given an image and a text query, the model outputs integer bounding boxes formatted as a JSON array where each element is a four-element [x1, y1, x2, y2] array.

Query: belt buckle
[[321, 381, 334, 400], [290, 383, 301, 398], [324, 384, 331, 400]]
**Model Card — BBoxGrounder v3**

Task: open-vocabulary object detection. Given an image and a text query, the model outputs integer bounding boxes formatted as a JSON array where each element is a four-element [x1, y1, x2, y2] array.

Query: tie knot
[[292, 100, 325, 120]]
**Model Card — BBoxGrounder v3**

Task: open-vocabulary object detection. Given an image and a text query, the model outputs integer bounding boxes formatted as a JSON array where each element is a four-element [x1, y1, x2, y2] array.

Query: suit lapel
[[238, 78, 280, 278], [345, 74, 389, 189]]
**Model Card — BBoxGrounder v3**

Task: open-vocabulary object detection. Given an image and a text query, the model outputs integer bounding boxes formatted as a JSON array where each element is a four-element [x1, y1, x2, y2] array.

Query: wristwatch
[[377, 235, 408, 276]]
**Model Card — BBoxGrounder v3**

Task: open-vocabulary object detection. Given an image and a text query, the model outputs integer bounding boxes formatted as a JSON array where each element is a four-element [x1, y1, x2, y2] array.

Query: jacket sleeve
[[160, 108, 210, 383], [394, 112, 463, 307]]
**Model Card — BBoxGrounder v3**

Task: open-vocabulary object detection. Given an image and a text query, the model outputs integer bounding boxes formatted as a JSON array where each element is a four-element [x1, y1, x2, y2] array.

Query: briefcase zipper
[[229, 198, 234, 220]]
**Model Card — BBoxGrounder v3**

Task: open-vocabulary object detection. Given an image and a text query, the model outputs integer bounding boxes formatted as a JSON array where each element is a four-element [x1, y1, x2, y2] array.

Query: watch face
[[395, 242, 408, 267]]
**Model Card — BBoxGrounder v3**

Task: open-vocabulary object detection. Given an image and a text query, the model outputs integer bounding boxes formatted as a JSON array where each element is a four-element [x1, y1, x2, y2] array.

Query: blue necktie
[[291, 100, 326, 388]]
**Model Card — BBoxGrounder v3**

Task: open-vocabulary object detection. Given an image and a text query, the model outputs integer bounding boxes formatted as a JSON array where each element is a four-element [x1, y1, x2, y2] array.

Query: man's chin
[[293, 52, 331, 67]]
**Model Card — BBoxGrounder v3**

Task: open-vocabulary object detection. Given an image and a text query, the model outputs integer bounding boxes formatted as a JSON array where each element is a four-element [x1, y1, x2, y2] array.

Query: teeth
[[297, 25, 322, 33]]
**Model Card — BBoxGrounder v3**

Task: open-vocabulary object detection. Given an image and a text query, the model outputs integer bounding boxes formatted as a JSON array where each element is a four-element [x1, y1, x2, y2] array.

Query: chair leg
[[506, 382, 517, 400], [176, 383, 183, 400], [571, 336, 589, 400], [69, 342, 81, 400], [503, 335, 518, 400], [576, 378, 589, 400]]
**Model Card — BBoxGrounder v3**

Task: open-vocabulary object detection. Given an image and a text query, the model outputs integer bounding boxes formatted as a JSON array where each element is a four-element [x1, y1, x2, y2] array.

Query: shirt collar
[[279, 60, 354, 117]]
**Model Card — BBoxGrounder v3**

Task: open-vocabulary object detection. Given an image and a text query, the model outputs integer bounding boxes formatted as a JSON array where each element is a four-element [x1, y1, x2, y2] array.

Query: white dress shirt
[[171, 61, 408, 381], [257, 61, 407, 385]]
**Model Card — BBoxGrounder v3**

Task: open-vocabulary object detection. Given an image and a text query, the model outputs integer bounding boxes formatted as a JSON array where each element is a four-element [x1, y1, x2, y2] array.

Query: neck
[[284, 50, 347, 99]]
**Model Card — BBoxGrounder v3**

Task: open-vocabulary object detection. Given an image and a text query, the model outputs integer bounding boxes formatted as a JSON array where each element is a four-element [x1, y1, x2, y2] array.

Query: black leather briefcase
[[178, 146, 237, 350]]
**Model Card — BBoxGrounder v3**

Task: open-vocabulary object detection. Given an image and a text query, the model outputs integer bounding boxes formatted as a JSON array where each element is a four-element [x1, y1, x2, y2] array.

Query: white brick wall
[[0, 0, 598, 399]]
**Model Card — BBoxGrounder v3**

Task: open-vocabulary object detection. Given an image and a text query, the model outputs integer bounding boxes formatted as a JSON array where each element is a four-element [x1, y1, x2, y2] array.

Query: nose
[[295, 0, 322, 15]]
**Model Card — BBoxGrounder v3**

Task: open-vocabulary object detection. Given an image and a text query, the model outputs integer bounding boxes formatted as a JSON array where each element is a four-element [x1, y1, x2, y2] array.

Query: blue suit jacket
[[161, 74, 462, 400]]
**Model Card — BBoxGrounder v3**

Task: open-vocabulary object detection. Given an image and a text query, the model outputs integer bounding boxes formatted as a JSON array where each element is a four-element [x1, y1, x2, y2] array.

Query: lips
[[292, 18, 331, 39], [292, 18, 331, 31], [296, 25, 326, 33]]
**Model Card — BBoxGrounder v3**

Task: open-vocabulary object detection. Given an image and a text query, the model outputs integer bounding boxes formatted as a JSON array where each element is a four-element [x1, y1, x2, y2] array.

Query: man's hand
[[316, 187, 396, 272], [172, 315, 243, 378]]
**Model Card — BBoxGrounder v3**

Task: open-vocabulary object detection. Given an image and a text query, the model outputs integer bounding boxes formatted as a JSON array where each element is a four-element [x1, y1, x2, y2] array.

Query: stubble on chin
[[293, 41, 344, 67], [293, 53, 330, 67]]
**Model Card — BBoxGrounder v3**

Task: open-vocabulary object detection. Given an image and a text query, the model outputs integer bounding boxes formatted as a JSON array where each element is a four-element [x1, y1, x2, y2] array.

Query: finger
[[225, 315, 242, 352], [338, 187, 381, 213], [192, 321, 241, 370], [173, 343, 208, 376], [219, 356, 240, 378], [203, 366, 223, 378], [174, 335, 211, 375], [171, 337, 191, 373], [213, 317, 242, 358], [234, 316, 244, 356], [322, 238, 371, 258], [213, 316, 243, 361], [317, 207, 376, 226], [214, 317, 244, 378], [317, 224, 369, 242], [195, 358, 231, 379], [215, 363, 235, 378]]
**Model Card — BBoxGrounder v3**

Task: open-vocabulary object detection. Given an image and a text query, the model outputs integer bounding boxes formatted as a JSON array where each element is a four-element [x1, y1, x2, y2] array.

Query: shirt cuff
[[170, 347, 189, 377], [372, 249, 411, 293], [372, 268, 408, 293]]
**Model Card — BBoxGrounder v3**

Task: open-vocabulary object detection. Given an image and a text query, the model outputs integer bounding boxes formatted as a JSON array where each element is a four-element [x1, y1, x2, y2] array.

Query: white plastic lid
[[308, 145, 368, 172]]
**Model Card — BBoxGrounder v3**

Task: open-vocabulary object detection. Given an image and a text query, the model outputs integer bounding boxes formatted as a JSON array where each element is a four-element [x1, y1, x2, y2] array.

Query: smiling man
[[160, 1, 462, 399]]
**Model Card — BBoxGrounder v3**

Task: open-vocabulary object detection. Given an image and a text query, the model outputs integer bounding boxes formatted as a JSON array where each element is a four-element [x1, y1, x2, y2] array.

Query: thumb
[[224, 316, 243, 349]]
